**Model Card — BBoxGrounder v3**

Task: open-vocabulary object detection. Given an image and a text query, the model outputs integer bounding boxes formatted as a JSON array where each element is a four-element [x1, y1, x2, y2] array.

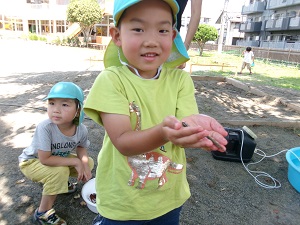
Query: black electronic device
[[212, 126, 257, 163]]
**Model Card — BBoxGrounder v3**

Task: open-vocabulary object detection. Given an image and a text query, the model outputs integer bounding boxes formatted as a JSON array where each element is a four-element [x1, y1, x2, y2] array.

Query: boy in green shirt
[[84, 0, 228, 224]]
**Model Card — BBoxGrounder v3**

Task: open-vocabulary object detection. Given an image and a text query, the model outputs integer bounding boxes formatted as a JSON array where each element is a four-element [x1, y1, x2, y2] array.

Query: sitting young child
[[18, 82, 94, 225]]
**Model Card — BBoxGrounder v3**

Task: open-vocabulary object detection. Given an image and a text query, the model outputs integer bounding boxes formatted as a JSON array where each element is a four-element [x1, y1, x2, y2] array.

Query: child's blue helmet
[[44, 82, 85, 125]]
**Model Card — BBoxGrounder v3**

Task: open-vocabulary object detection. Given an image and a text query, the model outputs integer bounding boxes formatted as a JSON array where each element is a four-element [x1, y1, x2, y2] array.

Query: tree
[[193, 24, 218, 56], [67, 0, 102, 46]]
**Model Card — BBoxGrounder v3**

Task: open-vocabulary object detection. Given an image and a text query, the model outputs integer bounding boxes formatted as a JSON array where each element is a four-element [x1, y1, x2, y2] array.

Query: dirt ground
[[1, 40, 300, 225]]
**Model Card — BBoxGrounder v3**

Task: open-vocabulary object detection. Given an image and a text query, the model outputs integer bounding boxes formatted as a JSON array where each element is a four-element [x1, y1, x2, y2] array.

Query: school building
[[0, 0, 113, 41]]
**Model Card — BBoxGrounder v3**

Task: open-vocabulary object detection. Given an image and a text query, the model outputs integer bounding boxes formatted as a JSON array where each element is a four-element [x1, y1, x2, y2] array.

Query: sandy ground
[[1, 39, 300, 225]]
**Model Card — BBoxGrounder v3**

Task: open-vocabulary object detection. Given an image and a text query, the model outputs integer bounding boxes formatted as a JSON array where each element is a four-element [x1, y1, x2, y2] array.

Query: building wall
[[0, 0, 111, 39], [181, 0, 244, 45], [238, 0, 300, 50]]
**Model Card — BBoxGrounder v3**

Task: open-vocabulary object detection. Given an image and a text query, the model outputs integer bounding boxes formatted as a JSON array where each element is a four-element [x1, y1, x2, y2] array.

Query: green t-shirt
[[84, 65, 199, 220]]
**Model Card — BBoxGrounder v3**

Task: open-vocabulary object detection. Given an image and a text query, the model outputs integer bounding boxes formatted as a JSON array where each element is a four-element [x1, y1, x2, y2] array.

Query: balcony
[[261, 41, 285, 48], [265, 18, 290, 31], [230, 28, 244, 38], [236, 40, 260, 47], [261, 40, 300, 50], [289, 17, 300, 30], [242, 1, 265, 15], [267, 0, 300, 10], [239, 21, 262, 32]]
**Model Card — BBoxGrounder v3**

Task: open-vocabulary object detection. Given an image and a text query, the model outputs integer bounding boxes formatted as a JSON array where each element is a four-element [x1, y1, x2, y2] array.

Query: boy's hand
[[162, 114, 228, 151], [82, 165, 92, 182], [75, 160, 92, 182], [74, 160, 85, 182]]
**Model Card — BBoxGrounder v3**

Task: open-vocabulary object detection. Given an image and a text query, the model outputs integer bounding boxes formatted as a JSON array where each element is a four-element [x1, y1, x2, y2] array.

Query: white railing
[[260, 41, 300, 51], [268, 0, 300, 9], [289, 17, 300, 27], [275, 18, 284, 28], [266, 20, 274, 28], [242, 1, 265, 14]]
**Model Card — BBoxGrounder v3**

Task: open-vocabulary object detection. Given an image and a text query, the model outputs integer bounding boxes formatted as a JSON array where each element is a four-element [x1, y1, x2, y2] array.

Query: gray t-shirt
[[18, 119, 90, 163]]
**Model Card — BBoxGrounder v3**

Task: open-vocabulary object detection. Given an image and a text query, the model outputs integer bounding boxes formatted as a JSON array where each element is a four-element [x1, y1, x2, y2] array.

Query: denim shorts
[[92, 206, 182, 225]]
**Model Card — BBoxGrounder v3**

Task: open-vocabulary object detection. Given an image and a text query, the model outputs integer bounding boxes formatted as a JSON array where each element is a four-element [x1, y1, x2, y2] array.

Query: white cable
[[239, 129, 288, 189]]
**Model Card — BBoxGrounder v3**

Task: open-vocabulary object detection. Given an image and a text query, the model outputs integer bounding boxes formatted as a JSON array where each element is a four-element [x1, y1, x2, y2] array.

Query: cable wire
[[239, 129, 290, 189]]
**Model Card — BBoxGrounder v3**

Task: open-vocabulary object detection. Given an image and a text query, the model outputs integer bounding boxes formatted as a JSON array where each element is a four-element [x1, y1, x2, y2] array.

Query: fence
[[190, 43, 300, 65], [189, 63, 238, 75]]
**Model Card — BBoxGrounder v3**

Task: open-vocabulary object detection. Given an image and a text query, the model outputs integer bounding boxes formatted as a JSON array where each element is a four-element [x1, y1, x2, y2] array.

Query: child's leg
[[20, 160, 68, 224], [39, 195, 57, 212], [20, 159, 70, 194], [246, 63, 252, 73], [239, 62, 246, 73]]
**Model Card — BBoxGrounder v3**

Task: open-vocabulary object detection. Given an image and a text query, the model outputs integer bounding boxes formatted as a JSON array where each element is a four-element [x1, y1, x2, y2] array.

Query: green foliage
[[67, 0, 102, 46], [53, 36, 61, 45], [39, 36, 47, 42], [67, 36, 80, 47], [27, 32, 47, 42], [67, 0, 102, 26], [28, 32, 38, 41], [193, 24, 218, 56]]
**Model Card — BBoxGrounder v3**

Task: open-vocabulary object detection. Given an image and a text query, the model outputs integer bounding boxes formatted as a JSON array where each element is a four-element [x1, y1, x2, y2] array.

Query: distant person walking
[[238, 47, 254, 75]]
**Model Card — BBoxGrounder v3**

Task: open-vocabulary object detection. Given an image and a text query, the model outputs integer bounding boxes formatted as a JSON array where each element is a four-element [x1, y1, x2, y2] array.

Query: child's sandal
[[68, 181, 77, 193]]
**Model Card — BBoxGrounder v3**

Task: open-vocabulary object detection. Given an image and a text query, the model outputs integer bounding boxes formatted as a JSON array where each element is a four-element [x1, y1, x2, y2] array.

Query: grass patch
[[188, 50, 300, 91]]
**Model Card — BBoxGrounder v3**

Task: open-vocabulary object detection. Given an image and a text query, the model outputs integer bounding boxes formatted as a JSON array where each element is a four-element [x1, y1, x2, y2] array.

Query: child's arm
[[76, 146, 92, 182], [101, 112, 167, 156], [38, 150, 81, 167], [38, 148, 92, 182], [101, 112, 227, 156]]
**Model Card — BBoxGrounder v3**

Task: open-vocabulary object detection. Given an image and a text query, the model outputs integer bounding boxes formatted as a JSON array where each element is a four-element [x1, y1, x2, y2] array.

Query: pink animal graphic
[[127, 152, 183, 189]]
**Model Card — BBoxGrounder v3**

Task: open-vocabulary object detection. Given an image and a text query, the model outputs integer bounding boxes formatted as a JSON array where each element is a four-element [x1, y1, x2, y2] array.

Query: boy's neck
[[127, 65, 163, 80], [57, 123, 77, 136]]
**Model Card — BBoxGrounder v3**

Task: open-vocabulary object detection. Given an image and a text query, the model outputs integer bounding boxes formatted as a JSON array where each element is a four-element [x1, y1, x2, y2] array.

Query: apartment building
[[180, 0, 245, 46], [0, 0, 112, 39], [238, 0, 300, 50], [224, 14, 245, 45]]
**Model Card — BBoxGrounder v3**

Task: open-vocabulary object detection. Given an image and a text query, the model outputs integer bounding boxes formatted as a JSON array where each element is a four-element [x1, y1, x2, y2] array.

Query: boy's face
[[47, 98, 78, 126], [111, 0, 176, 78]]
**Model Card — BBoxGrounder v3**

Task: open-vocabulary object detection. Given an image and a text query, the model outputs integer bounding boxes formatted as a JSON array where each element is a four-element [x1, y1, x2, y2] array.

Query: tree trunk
[[197, 42, 205, 56], [82, 26, 92, 47]]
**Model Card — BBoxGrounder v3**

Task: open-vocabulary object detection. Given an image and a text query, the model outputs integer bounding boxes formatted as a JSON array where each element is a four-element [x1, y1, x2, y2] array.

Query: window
[[274, 14, 280, 20], [203, 18, 210, 23], [286, 35, 299, 42], [288, 11, 297, 18], [27, 0, 49, 3], [56, 0, 69, 5], [94, 15, 112, 37], [56, 20, 66, 33], [13, 18, 23, 31], [234, 23, 240, 29], [41, 20, 50, 33]]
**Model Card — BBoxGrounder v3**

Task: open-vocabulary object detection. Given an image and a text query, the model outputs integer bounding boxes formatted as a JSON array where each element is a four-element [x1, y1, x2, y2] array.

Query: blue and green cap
[[44, 82, 85, 125], [104, 0, 189, 69]]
